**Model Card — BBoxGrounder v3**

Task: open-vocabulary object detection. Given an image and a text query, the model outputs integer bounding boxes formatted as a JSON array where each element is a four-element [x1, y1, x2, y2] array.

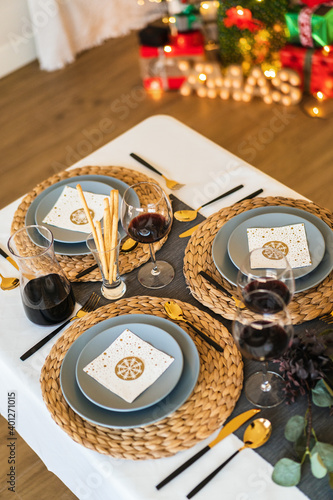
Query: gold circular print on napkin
[[262, 241, 289, 259], [115, 357, 145, 380], [70, 208, 95, 225]]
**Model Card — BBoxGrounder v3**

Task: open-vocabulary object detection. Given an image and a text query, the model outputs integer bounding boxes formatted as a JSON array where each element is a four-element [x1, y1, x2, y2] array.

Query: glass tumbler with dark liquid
[[8, 225, 75, 325]]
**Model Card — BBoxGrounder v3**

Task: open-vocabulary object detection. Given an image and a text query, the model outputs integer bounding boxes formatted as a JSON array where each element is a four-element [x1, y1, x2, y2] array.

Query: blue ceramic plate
[[227, 212, 325, 279], [212, 206, 333, 293], [76, 323, 183, 412], [60, 314, 200, 429], [25, 174, 137, 255], [35, 180, 119, 244]]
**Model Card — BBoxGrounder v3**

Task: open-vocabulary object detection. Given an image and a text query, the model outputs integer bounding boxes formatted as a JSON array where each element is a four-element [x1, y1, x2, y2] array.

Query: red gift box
[[280, 44, 333, 97], [139, 38, 205, 91]]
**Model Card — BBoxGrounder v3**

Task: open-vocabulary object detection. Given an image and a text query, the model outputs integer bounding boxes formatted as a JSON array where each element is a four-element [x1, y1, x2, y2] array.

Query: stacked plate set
[[60, 313, 200, 429], [24, 175, 137, 255], [211, 206, 333, 293]]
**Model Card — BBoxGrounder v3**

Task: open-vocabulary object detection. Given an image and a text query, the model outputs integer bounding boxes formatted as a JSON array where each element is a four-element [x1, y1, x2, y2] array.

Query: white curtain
[[27, 0, 165, 71]]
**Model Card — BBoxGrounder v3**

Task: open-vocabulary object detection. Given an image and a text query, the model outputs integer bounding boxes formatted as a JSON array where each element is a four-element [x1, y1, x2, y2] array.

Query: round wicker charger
[[40, 296, 243, 459], [183, 196, 333, 324], [11, 166, 169, 282]]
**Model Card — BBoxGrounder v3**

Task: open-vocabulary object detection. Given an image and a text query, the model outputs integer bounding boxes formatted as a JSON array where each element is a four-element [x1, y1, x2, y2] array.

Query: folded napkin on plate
[[83, 329, 174, 403], [42, 186, 106, 233], [247, 223, 312, 269]]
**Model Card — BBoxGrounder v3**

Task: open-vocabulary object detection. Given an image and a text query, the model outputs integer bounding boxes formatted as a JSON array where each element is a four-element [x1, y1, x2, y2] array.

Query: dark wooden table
[[72, 194, 333, 500]]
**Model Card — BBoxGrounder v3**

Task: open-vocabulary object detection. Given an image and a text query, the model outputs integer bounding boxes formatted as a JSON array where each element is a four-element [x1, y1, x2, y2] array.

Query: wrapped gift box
[[139, 31, 205, 91], [169, 5, 202, 34], [285, 5, 333, 47], [280, 44, 333, 97]]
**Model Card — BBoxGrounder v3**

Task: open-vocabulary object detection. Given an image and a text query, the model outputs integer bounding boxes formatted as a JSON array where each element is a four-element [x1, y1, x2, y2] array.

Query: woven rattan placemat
[[11, 166, 169, 282], [40, 296, 243, 459], [183, 196, 333, 324]]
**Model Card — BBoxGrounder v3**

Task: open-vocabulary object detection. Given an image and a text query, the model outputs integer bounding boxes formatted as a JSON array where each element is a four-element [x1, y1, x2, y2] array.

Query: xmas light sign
[[179, 62, 302, 105]]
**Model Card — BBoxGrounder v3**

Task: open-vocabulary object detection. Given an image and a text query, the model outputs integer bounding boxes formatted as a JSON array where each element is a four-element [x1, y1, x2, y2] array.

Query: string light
[[199, 73, 207, 82], [313, 107, 319, 116], [323, 46, 331, 54], [316, 91, 324, 101], [164, 45, 172, 53], [168, 17, 176, 24], [264, 69, 276, 78]]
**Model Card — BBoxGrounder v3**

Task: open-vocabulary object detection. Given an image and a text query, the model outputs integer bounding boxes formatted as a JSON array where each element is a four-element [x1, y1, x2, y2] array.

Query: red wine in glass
[[121, 182, 174, 289], [127, 213, 169, 244], [236, 320, 291, 361], [243, 279, 291, 313], [22, 273, 75, 326], [232, 289, 293, 408]]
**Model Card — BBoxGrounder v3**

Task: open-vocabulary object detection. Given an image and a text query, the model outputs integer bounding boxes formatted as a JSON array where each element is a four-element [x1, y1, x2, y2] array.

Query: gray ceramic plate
[[76, 323, 184, 412], [35, 180, 121, 244], [25, 174, 137, 255], [227, 213, 325, 279], [212, 206, 333, 293], [60, 314, 200, 429]]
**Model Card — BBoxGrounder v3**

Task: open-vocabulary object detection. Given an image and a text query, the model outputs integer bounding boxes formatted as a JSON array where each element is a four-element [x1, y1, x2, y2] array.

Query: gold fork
[[130, 153, 185, 190], [20, 292, 101, 360], [319, 311, 333, 324]]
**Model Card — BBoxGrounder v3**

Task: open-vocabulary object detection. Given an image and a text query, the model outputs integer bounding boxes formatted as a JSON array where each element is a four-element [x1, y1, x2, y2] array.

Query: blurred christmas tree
[[217, 0, 288, 73]]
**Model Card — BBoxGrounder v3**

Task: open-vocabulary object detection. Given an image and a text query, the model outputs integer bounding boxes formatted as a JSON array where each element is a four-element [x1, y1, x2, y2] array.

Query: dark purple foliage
[[274, 330, 333, 403]]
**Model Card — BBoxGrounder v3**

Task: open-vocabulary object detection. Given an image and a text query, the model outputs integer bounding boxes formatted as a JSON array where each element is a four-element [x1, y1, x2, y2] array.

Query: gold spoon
[[164, 301, 224, 353], [174, 184, 244, 222], [120, 237, 138, 253], [187, 418, 272, 498], [0, 273, 19, 290]]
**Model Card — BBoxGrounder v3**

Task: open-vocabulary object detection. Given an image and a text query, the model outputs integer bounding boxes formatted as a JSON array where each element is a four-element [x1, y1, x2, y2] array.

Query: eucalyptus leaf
[[294, 434, 315, 461], [311, 442, 333, 472], [284, 415, 305, 442], [310, 452, 327, 478], [272, 458, 301, 486], [312, 379, 333, 407]]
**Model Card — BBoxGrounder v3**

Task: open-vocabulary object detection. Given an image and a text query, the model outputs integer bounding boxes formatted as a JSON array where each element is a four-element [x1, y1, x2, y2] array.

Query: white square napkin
[[247, 223, 312, 269], [42, 186, 106, 233], [83, 329, 174, 403]]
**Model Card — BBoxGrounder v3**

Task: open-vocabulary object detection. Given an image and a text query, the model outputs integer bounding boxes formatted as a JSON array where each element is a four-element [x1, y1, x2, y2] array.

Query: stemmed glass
[[237, 247, 295, 313], [233, 290, 293, 408], [121, 182, 174, 289]]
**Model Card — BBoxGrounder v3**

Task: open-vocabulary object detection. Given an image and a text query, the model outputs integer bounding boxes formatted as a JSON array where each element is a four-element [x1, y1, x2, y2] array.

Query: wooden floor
[[0, 30, 333, 500]]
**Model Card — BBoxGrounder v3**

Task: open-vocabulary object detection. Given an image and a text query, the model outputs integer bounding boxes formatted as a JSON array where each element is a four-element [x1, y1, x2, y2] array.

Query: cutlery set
[[164, 300, 224, 353], [156, 409, 266, 497]]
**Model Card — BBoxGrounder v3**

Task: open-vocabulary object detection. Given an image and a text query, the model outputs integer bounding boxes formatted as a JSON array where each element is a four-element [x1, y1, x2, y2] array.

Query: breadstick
[[109, 190, 119, 283], [76, 184, 99, 249], [96, 220, 109, 279], [103, 198, 111, 274]]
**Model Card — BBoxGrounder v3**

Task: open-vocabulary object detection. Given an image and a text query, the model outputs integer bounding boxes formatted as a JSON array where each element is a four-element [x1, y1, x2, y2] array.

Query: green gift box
[[285, 6, 333, 47]]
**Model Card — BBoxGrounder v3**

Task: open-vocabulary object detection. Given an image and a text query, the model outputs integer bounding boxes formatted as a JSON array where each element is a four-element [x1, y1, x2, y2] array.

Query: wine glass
[[237, 247, 295, 313], [121, 182, 174, 289], [233, 290, 293, 408]]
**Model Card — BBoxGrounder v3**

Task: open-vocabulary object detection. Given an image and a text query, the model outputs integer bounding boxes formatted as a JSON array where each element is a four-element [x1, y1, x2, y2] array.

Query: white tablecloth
[[0, 116, 309, 500]]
